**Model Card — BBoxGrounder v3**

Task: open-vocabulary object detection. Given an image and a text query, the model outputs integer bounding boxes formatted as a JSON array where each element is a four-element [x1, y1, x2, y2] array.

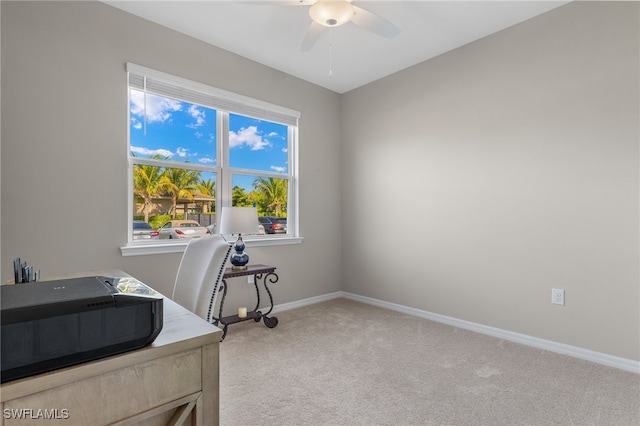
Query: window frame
[[121, 64, 302, 256]]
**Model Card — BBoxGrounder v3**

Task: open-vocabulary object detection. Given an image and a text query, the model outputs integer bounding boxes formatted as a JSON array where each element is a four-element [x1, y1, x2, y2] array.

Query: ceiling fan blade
[[351, 5, 400, 39], [300, 21, 325, 52]]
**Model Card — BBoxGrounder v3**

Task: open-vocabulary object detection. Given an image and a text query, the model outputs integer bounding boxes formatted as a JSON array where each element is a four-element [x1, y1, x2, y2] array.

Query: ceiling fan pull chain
[[329, 28, 333, 79]]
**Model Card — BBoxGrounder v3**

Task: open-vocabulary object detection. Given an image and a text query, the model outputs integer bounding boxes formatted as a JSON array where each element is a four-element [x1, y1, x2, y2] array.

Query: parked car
[[132, 220, 159, 240], [158, 220, 210, 239], [258, 216, 287, 234]]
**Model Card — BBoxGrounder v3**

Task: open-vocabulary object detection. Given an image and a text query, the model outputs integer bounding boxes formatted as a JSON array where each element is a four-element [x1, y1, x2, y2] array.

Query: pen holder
[[12, 257, 40, 283]]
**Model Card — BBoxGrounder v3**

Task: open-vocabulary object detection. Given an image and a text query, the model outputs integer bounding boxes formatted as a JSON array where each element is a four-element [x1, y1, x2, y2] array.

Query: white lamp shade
[[219, 207, 259, 235], [309, 0, 354, 27]]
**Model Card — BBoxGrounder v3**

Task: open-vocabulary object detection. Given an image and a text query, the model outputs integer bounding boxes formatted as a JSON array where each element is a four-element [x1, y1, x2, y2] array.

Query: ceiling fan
[[253, 0, 400, 51], [303, 0, 399, 51]]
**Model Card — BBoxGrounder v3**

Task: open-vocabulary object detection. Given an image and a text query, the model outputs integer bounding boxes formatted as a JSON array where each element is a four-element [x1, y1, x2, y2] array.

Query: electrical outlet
[[248, 274, 254, 284], [552, 288, 565, 305]]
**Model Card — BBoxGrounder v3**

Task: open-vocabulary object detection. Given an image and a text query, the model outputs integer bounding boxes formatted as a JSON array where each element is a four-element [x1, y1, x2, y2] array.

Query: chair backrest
[[171, 235, 231, 323]]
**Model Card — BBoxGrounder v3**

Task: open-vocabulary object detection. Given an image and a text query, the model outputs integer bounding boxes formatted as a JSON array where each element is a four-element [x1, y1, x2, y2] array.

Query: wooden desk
[[0, 270, 222, 426]]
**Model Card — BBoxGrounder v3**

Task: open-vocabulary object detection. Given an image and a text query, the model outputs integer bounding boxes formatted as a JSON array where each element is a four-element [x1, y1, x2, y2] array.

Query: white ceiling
[[104, 0, 569, 94]]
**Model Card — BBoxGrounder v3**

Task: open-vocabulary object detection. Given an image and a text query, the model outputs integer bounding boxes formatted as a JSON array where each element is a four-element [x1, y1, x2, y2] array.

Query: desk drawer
[[2, 348, 202, 425]]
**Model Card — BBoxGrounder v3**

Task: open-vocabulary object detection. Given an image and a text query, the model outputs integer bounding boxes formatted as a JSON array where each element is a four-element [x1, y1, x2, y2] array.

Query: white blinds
[[127, 63, 300, 127]]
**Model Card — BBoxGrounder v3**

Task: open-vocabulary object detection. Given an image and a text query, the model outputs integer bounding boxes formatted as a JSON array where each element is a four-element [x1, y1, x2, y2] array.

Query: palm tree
[[161, 167, 202, 218], [252, 177, 287, 216], [232, 185, 250, 207], [133, 160, 166, 223], [197, 178, 216, 212]]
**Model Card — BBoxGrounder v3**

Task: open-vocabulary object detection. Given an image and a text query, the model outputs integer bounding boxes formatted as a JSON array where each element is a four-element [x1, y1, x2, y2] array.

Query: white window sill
[[120, 236, 304, 256]]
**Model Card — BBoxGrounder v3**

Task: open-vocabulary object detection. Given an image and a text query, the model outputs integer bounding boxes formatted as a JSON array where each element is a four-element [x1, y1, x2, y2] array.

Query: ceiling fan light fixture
[[309, 0, 354, 27]]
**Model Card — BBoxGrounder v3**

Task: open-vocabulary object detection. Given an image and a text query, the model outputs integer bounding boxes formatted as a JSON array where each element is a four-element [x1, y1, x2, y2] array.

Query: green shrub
[[149, 214, 171, 229]]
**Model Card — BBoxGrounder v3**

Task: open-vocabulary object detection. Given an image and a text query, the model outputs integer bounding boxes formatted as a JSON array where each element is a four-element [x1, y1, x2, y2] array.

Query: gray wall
[[341, 1, 639, 361], [0, 1, 343, 307]]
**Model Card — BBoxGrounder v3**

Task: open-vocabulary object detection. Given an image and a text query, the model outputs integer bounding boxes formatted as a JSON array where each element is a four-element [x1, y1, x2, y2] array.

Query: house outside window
[[123, 64, 301, 255]]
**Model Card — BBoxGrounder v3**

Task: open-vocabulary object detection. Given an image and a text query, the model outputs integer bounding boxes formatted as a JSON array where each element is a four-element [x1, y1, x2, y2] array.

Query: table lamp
[[219, 207, 259, 270]]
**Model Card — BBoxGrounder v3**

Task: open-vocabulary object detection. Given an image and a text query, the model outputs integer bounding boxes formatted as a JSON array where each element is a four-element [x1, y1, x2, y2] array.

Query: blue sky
[[129, 90, 288, 191]]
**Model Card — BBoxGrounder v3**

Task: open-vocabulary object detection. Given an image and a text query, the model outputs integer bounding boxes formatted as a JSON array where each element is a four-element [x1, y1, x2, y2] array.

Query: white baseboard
[[266, 291, 639, 374], [266, 291, 342, 314], [340, 292, 640, 374]]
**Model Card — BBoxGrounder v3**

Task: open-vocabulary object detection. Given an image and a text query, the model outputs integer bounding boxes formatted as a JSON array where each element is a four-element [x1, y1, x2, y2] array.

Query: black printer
[[1, 275, 163, 383]]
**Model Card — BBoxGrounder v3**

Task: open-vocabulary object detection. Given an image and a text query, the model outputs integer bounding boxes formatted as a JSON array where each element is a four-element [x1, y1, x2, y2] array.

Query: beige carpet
[[219, 298, 639, 425]]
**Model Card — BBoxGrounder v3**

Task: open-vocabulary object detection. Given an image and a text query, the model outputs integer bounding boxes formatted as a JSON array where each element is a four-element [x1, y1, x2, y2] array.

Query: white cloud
[[176, 147, 188, 158], [282, 147, 288, 153], [130, 146, 173, 158], [199, 157, 215, 164], [130, 90, 181, 123], [270, 165, 285, 173], [187, 105, 206, 128], [229, 126, 270, 151]]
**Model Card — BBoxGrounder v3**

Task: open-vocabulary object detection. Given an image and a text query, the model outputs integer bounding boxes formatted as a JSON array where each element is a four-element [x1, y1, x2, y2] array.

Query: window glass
[[231, 174, 288, 218], [132, 164, 216, 233], [229, 113, 288, 174], [129, 90, 217, 166]]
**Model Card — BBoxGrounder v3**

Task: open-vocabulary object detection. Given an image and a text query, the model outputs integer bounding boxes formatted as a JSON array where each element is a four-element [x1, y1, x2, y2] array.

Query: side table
[[214, 264, 279, 341]]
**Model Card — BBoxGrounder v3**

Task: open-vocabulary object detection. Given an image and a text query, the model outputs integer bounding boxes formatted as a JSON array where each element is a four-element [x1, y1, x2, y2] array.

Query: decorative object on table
[[12, 257, 40, 283], [219, 207, 259, 270]]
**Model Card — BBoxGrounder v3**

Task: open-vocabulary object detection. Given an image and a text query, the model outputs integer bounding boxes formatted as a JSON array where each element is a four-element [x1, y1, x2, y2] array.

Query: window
[[123, 64, 301, 255]]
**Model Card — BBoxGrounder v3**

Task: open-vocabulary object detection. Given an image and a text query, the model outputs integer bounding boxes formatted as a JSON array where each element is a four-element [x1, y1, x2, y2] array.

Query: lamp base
[[231, 264, 248, 271], [230, 235, 249, 270]]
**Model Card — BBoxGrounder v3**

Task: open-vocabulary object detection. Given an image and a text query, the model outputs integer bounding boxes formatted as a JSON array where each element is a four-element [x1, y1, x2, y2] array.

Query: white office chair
[[171, 235, 231, 324]]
